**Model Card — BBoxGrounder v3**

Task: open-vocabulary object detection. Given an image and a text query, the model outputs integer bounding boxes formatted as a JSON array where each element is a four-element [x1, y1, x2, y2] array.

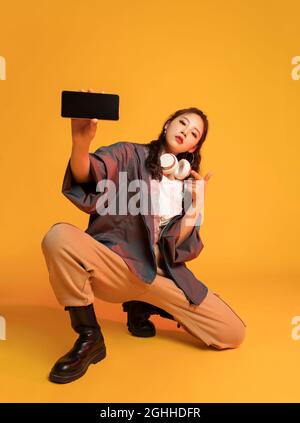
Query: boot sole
[[49, 345, 106, 384], [127, 321, 156, 337]]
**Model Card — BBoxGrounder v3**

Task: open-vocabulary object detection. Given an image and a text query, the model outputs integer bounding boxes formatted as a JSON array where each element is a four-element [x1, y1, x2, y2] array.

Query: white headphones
[[160, 153, 191, 180]]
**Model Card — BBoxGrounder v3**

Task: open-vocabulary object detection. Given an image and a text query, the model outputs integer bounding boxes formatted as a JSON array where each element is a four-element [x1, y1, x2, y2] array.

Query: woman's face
[[162, 112, 205, 156]]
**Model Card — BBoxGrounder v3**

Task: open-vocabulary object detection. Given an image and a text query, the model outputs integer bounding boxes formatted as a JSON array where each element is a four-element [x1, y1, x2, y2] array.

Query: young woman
[[41, 88, 246, 384]]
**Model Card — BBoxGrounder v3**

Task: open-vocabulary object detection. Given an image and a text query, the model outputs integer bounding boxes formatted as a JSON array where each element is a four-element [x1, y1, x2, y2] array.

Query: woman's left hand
[[189, 169, 213, 206]]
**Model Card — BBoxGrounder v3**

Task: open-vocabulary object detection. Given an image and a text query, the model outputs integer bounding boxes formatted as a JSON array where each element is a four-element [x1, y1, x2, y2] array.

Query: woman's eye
[[179, 120, 197, 138]]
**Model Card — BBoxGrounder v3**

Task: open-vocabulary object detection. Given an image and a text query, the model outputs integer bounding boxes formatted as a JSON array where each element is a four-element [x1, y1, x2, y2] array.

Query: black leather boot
[[49, 304, 106, 384], [122, 300, 181, 337]]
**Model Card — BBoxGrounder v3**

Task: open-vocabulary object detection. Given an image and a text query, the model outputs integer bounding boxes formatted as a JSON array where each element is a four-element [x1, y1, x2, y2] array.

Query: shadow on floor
[[0, 303, 208, 365]]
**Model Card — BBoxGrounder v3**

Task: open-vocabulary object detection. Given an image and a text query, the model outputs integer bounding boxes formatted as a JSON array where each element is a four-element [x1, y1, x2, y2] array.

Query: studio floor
[[0, 273, 299, 403]]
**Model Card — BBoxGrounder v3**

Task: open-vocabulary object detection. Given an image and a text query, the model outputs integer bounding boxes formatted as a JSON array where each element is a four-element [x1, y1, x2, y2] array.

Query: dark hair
[[145, 107, 209, 181]]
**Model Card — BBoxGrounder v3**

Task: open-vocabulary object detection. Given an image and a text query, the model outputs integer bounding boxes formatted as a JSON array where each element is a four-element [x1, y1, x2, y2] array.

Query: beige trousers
[[41, 222, 246, 350]]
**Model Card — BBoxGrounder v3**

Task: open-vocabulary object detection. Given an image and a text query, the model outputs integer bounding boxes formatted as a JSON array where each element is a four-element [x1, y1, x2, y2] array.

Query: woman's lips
[[175, 136, 183, 144]]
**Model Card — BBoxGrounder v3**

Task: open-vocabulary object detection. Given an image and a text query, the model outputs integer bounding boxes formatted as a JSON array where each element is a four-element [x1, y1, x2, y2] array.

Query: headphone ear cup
[[160, 153, 178, 177], [174, 159, 191, 180]]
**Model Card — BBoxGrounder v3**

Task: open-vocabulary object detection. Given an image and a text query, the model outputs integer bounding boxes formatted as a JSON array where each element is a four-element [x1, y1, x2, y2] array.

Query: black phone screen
[[61, 90, 119, 120]]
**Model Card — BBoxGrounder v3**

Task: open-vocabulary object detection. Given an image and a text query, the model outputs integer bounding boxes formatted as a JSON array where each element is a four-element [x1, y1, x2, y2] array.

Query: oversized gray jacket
[[61, 141, 208, 306]]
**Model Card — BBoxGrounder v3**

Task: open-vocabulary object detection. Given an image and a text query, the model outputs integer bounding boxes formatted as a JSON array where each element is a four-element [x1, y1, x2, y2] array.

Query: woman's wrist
[[70, 144, 92, 183], [71, 139, 91, 154]]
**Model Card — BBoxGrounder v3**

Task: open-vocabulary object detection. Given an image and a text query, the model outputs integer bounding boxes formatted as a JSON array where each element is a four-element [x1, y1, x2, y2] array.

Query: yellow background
[[0, 0, 300, 402]]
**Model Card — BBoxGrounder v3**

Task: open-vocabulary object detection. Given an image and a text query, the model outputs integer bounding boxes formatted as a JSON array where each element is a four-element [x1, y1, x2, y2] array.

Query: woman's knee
[[212, 319, 246, 350], [41, 222, 73, 255]]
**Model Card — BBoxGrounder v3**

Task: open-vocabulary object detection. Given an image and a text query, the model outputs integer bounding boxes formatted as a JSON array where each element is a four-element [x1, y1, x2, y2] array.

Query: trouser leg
[[41, 222, 151, 307], [41, 222, 246, 349], [136, 275, 247, 350]]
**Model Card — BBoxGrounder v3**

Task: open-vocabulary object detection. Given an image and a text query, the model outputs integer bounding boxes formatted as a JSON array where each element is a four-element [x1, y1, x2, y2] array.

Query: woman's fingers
[[80, 88, 106, 93], [190, 169, 213, 182], [204, 171, 213, 182], [190, 170, 203, 180]]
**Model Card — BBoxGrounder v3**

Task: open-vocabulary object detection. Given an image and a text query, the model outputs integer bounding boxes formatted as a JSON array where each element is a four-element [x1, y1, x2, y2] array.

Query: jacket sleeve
[[61, 141, 126, 214], [163, 212, 204, 265]]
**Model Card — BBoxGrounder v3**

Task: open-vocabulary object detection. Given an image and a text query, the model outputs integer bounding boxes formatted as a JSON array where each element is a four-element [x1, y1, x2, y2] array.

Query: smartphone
[[61, 90, 119, 120]]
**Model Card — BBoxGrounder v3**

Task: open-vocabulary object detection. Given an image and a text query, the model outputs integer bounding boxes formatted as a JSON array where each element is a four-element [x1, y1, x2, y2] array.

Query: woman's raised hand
[[71, 88, 105, 146], [189, 169, 213, 207]]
